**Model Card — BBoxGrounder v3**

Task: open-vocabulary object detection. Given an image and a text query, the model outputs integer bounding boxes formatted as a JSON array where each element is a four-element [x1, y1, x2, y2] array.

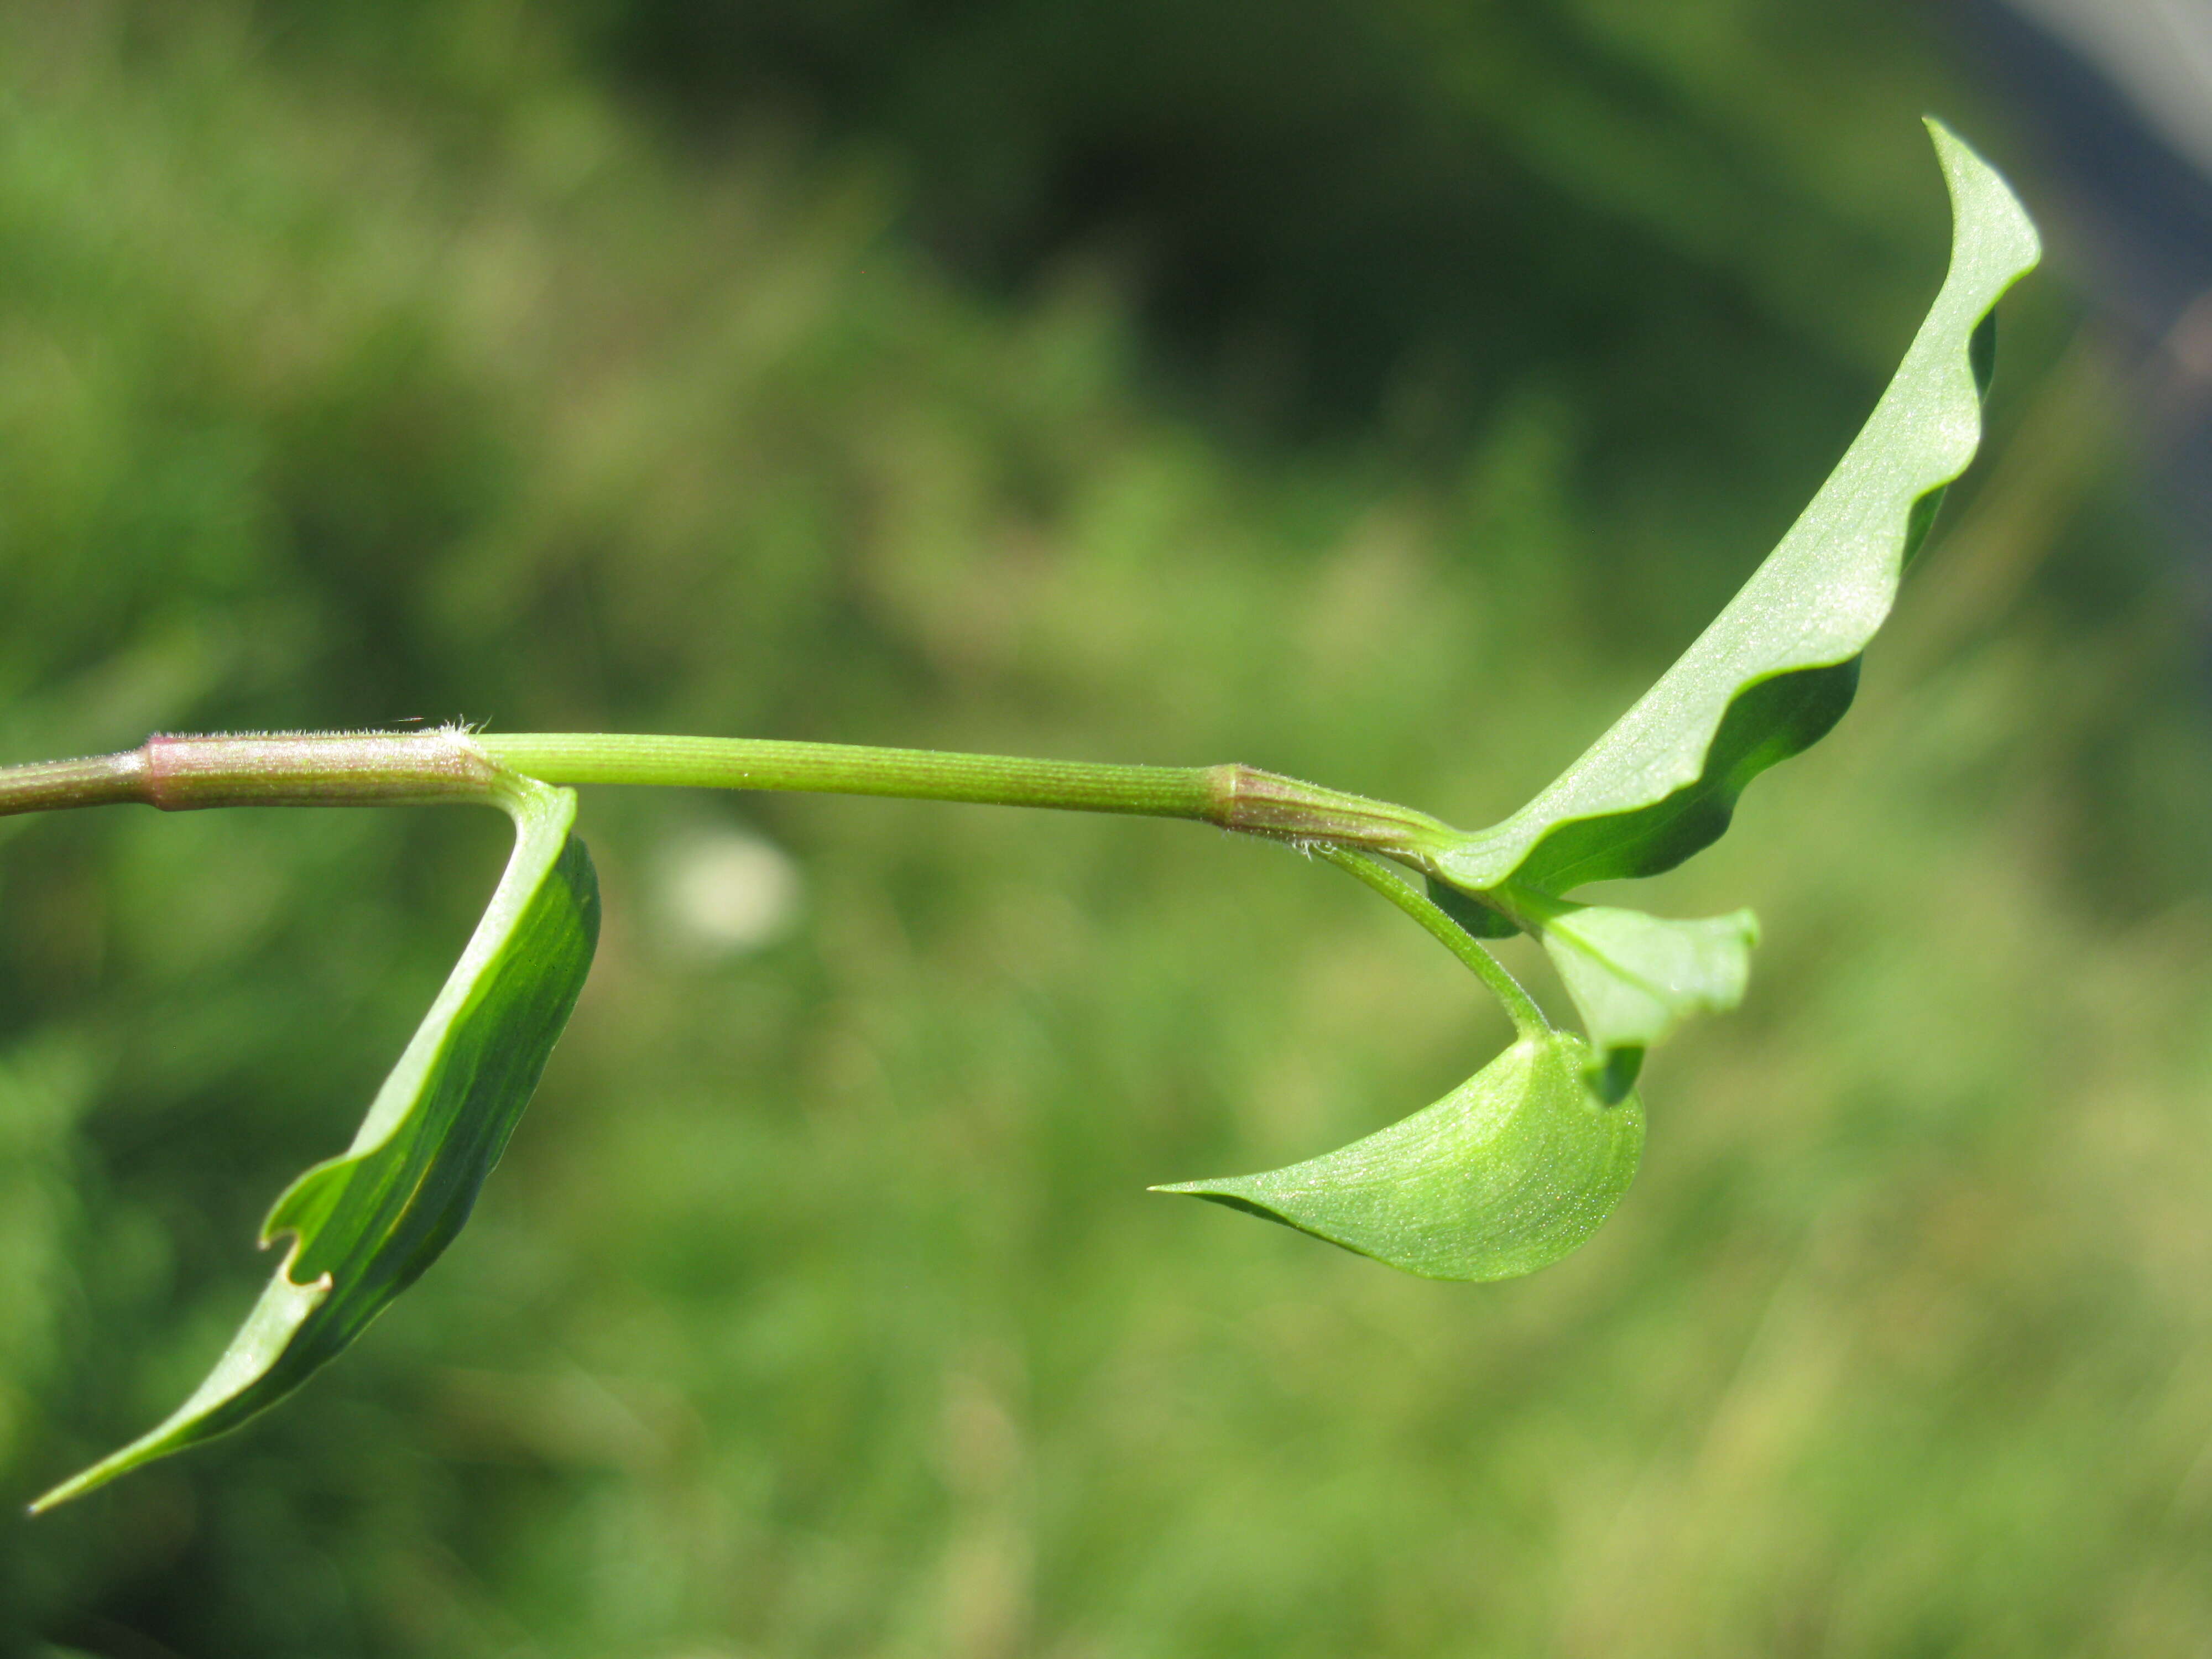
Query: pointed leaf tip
[[33, 777, 599, 1512], [1157, 1030, 1642, 1281], [1433, 122, 2039, 900]]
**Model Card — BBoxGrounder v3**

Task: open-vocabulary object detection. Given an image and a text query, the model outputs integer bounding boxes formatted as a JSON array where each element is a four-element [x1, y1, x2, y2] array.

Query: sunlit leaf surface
[[1439, 123, 2037, 898], [1156, 1030, 1642, 1281], [1426, 121, 2037, 1076]]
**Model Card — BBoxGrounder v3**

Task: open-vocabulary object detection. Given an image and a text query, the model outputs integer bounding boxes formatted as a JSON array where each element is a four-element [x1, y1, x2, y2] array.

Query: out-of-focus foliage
[[591, 0, 1955, 422], [4, 2, 2212, 1656]]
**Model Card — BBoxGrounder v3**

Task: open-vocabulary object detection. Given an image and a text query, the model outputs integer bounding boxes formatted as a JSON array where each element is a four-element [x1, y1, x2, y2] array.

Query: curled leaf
[[33, 775, 598, 1511], [1531, 903, 1759, 1102], [1435, 122, 2039, 900], [1155, 1029, 1642, 1281]]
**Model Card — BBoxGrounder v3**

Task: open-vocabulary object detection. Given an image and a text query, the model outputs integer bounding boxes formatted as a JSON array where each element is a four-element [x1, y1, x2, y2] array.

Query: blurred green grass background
[[4, 2, 2211, 1653]]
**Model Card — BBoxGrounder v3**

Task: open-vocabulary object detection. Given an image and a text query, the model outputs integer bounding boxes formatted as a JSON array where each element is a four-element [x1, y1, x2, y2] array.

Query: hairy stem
[[0, 731, 502, 816]]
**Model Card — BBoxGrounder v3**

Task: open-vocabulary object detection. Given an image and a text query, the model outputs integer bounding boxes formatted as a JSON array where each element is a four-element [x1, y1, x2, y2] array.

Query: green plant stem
[[0, 752, 153, 815], [474, 732, 1457, 855], [1315, 846, 1548, 1038], [0, 729, 1464, 863]]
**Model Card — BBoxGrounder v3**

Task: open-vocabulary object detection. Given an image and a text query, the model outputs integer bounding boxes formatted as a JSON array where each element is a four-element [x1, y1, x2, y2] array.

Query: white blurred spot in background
[[648, 825, 802, 960]]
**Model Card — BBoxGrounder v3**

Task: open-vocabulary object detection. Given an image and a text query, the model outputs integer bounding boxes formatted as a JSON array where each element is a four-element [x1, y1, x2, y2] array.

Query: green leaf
[[32, 776, 599, 1512], [1530, 902, 1759, 1103], [1154, 1030, 1642, 1281], [1434, 121, 2039, 900]]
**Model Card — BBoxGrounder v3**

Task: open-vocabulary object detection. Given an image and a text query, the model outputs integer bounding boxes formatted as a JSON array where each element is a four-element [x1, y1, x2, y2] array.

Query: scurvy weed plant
[[13, 122, 2036, 1513]]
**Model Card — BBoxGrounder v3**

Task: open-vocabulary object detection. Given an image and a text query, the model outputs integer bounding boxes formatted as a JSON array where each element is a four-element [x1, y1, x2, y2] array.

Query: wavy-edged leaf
[[1434, 121, 2039, 900], [1154, 1029, 1642, 1281], [1532, 904, 1758, 1103], [32, 776, 598, 1512]]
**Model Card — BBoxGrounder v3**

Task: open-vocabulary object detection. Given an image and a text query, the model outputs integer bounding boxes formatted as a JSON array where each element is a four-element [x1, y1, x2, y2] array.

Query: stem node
[[139, 731, 500, 810]]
